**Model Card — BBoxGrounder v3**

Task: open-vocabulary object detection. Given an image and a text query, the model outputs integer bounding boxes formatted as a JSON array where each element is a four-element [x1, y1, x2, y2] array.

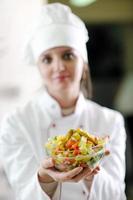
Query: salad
[[45, 128, 108, 171]]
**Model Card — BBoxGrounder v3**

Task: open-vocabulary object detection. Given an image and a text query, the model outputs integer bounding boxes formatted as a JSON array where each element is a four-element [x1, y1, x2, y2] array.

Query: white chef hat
[[22, 3, 89, 65]]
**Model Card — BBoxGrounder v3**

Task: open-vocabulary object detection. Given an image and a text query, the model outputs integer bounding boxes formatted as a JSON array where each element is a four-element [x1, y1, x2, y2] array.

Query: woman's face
[[37, 46, 84, 96]]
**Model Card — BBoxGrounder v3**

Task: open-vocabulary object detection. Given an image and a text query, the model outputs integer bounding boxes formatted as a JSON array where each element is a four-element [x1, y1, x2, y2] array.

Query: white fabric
[[114, 72, 133, 115], [22, 3, 89, 65], [0, 89, 126, 200]]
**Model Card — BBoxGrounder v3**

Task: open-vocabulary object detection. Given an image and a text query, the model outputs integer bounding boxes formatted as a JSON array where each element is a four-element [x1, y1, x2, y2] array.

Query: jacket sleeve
[[0, 113, 61, 200], [88, 112, 127, 200]]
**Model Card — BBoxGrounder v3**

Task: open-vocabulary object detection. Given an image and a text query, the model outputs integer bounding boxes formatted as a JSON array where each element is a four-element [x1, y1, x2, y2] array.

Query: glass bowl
[[51, 147, 105, 171]]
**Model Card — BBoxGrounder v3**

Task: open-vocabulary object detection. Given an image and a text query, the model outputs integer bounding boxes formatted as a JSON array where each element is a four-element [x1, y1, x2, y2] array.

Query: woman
[[0, 3, 126, 200]]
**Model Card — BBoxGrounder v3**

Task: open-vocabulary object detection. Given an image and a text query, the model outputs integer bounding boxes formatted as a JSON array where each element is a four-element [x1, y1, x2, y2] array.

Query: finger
[[70, 167, 92, 182], [85, 166, 100, 181], [46, 166, 83, 182], [89, 167, 100, 176], [92, 166, 100, 173], [85, 170, 99, 181], [92, 170, 99, 175], [61, 167, 83, 181], [42, 157, 54, 169], [85, 165, 99, 176], [95, 165, 100, 170], [60, 167, 83, 182], [72, 165, 99, 182]]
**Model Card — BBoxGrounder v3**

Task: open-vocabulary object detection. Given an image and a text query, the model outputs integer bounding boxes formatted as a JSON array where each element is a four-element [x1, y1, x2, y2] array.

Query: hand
[[84, 165, 100, 181], [69, 164, 100, 182], [38, 157, 84, 183], [84, 149, 110, 182], [38, 158, 99, 183]]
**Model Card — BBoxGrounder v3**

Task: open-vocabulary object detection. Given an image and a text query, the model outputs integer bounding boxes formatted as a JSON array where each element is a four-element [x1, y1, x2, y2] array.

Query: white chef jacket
[[0, 89, 126, 200]]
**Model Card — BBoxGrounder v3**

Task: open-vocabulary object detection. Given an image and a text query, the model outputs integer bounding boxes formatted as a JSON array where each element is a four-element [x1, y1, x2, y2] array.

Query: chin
[[54, 85, 71, 92]]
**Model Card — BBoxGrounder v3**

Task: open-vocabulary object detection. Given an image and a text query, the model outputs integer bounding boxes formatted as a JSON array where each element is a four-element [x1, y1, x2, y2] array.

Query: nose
[[53, 58, 66, 72]]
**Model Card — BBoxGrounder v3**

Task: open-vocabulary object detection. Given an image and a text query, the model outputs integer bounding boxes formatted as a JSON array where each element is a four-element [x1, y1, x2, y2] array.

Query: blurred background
[[0, 0, 133, 199]]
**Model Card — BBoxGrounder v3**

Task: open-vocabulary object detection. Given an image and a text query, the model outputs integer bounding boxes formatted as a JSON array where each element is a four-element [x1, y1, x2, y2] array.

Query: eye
[[63, 52, 75, 61], [41, 56, 52, 64]]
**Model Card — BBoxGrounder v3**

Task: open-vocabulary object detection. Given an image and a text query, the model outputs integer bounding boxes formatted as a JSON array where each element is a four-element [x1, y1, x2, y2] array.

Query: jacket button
[[80, 125, 83, 129], [82, 190, 86, 195], [52, 123, 56, 128]]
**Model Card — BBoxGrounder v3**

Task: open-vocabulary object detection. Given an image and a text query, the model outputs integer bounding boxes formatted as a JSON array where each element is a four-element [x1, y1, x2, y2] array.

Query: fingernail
[[96, 166, 100, 170]]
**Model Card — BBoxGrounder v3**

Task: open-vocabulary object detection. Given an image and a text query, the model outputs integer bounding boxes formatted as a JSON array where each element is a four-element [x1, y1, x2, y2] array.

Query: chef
[[0, 3, 126, 200]]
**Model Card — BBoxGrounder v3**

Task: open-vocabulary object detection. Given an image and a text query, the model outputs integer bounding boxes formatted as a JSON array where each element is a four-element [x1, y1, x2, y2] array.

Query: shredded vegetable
[[45, 128, 108, 171]]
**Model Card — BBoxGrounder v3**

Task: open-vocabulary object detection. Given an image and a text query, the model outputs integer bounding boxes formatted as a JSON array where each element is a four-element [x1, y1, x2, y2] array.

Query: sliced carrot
[[65, 139, 76, 149], [73, 149, 80, 156], [71, 142, 79, 150]]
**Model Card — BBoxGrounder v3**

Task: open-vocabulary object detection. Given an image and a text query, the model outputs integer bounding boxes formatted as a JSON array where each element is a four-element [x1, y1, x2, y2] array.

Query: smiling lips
[[52, 74, 70, 82]]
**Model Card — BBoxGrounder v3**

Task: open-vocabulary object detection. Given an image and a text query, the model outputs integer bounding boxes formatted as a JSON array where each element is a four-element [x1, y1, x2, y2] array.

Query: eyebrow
[[40, 48, 74, 58]]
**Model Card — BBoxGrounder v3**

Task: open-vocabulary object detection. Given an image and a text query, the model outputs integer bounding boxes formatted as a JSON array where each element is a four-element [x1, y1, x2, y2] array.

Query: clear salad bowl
[[45, 128, 108, 171], [52, 148, 105, 171]]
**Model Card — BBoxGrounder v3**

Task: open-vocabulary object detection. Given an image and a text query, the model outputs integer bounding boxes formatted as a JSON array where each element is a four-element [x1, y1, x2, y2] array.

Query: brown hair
[[80, 63, 93, 99]]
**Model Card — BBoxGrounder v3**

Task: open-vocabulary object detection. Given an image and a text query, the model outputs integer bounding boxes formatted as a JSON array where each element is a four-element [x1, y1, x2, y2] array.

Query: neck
[[48, 88, 79, 109]]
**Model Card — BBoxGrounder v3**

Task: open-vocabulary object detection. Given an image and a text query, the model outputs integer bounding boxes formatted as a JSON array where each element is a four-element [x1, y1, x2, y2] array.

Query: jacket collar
[[36, 88, 86, 119]]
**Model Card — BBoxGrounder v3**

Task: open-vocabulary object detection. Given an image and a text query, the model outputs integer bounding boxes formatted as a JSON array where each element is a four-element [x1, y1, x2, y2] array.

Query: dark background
[[86, 23, 133, 198]]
